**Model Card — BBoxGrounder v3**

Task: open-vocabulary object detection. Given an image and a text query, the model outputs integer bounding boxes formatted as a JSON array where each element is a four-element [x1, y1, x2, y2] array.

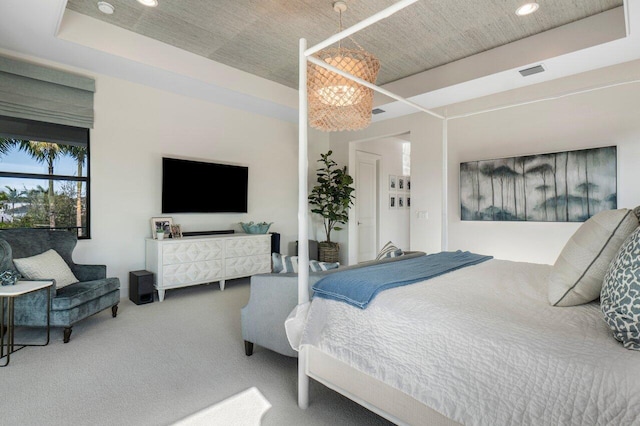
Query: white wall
[[3, 51, 328, 294], [353, 137, 411, 253], [330, 114, 444, 264], [330, 59, 640, 266], [446, 66, 640, 264]]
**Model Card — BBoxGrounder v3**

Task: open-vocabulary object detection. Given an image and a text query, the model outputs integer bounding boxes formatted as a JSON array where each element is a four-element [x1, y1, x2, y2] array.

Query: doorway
[[349, 134, 411, 264]]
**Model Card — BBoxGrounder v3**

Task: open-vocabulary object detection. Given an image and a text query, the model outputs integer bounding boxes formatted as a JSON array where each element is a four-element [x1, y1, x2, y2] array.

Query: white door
[[355, 151, 380, 262]]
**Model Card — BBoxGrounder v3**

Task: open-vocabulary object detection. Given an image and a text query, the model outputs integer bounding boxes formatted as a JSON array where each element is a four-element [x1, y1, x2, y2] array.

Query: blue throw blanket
[[312, 251, 493, 309]]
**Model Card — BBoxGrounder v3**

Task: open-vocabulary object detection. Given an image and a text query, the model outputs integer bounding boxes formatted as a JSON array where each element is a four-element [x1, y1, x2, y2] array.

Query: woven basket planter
[[318, 242, 340, 263]]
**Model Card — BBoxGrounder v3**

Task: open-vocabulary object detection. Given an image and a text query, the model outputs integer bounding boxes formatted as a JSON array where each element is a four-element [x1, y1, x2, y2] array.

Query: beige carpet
[[1, 279, 391, 425]]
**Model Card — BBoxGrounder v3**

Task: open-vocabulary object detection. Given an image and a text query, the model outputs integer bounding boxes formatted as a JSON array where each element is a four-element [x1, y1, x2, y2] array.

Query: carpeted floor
[[1, 279, 391, 425]]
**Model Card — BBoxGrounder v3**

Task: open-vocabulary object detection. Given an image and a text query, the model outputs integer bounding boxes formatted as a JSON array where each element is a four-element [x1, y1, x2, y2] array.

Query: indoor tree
[[308, 150, 355, 261]]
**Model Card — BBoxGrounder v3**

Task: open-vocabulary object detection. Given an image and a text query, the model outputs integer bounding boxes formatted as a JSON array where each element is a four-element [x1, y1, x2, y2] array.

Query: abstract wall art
[[460, 146, 617, 222]]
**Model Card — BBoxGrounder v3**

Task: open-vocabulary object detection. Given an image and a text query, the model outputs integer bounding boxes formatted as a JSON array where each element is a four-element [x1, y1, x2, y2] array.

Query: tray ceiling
[[66, 0, 623, 89]]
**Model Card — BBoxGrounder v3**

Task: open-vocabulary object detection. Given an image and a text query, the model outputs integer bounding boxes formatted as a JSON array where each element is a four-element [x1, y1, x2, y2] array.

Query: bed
[[292, 259, 640, 425]]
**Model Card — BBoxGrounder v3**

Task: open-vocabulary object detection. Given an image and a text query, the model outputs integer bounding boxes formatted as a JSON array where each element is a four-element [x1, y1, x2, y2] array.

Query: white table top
[[0, 280, 53, 297]]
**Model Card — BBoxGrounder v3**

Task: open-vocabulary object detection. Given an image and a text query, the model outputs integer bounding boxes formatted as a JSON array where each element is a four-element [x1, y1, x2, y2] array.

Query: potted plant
[[308, 150, 355, 262], [156, 225, 165, 240]]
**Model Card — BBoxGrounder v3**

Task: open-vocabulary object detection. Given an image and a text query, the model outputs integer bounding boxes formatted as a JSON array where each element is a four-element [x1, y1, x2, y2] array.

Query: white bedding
[[299, 259, 640, 425]]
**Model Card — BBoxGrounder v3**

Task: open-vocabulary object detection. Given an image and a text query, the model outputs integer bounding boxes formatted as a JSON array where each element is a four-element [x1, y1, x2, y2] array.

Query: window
[[402, 142, 411, 176], [0, 116, 90, 238]]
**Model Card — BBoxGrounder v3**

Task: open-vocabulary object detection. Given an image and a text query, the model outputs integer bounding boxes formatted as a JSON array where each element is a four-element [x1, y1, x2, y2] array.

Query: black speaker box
[[129, 270, 154, 305]]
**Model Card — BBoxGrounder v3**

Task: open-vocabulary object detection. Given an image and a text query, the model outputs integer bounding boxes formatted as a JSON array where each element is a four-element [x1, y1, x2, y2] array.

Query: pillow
[[375, 241, 403, 261], [272, 252, 297, 273], [601, 227, 640, 350], [13, 249, 78, 288], [309, 260, 340, 272], [272, 253, 339, 273], [548, 208, 639, 307]]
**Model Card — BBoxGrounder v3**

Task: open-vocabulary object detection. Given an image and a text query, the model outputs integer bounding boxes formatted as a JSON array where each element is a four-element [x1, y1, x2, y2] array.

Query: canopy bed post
[[442, 118, 448, 251], [298, 37, 310, 409]]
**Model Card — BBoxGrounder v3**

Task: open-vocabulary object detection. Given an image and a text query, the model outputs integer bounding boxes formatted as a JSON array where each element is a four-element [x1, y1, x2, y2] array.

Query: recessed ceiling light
[[137, 0, 158, 6], [516, 2, 539, 16], [97, 1, 115, 14]]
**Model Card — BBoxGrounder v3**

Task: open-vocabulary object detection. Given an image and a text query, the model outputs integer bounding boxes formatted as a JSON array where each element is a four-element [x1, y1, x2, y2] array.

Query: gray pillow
[[548, 208, 639, 306], [601, 227, 640, 350]]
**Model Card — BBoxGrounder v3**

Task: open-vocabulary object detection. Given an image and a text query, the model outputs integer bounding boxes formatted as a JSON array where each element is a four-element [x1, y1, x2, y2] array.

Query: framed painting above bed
[[460, 146, 617, 222]]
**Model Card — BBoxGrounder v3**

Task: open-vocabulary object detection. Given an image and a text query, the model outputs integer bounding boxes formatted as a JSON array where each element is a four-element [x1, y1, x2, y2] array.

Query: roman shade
[[0, 55, 95, 129]]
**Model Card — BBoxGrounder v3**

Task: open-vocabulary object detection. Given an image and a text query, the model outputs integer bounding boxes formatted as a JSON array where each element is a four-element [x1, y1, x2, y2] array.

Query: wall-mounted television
[[162, 157, 248, 213]]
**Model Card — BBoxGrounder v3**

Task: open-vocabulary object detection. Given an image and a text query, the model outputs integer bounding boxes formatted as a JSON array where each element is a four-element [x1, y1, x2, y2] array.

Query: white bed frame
[[295, 0, 639, 423]]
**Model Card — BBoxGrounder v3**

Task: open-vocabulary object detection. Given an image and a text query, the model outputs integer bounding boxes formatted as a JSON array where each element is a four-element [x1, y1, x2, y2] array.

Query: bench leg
[[63, 327, 72, 343], [244, 340, 254, 356], [112, 304, 118, 318]]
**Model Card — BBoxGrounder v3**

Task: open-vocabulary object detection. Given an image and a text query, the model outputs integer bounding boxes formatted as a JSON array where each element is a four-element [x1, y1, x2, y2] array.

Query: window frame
[[0, 116, 91, 239]]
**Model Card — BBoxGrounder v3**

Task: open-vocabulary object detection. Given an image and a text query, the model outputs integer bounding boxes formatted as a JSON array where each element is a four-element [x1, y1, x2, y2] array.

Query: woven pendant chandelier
[[308, 1, 380, 132]]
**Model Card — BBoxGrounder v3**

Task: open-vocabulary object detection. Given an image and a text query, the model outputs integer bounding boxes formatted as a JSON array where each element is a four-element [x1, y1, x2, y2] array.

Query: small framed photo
[[389, 175, 397, 190], [407, 197, 411, 208], [398, 196, 405, 208], [406, 176, 411, 191], [398, 177, 405, 191], [170, 224, 183, 239], [151, 217, 173, 239], [389, 194, 397, 209]]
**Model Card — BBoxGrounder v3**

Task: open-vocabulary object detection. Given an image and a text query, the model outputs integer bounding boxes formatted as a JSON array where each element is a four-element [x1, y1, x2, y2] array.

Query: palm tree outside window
[[0, 116, 90, 238]]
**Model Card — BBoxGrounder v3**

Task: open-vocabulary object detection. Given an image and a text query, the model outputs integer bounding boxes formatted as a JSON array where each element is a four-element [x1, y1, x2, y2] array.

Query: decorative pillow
[[272, 253, 339, 273], [548, 209, 639, 306], [375, 241, 403, 261], [601, 227, 640, 350], [13, 249, 78, 288], [272, 253, 297, 273], [309, 260, 340, 272]]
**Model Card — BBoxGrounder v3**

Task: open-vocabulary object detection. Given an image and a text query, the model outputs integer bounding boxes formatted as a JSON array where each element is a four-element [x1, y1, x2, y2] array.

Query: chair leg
[[63, 327, 72, 343], [244, 340, 254, 356], [112, 304, 118, 318]]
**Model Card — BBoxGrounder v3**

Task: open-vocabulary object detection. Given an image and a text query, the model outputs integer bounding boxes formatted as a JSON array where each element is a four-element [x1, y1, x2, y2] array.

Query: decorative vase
[[318, 242, 339, 263], [157, 231, 164, 241]]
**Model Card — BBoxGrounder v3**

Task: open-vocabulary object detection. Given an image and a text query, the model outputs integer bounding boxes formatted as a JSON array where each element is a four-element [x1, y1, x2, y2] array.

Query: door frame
[[348, 132, 411, 265], [354, 150, 382, 263]]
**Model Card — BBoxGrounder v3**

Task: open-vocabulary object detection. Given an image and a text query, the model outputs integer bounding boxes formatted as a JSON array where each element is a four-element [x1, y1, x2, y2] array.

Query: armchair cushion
[[14, 249, 79, 288], [52, 278, 120, 310]]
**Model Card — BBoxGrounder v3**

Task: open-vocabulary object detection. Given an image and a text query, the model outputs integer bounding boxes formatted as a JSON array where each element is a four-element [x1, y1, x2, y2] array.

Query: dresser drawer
[[225, 236, 270, 258], [162, 260, 223, 287], [162, 240, 224, 265], [225, 254, 270, 278]]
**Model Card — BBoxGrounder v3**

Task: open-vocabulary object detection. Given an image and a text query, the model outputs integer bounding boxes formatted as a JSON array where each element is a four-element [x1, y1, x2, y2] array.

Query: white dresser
[[145, 233, 271, 301]]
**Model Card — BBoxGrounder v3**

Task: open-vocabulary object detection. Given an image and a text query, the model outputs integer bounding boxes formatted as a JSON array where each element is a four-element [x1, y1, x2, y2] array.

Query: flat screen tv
[[162, 157, 248, 213]]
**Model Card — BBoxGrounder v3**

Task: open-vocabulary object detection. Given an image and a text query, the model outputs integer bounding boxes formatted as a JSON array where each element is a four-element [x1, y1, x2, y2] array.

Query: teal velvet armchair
[[0, 229, 120, 343]]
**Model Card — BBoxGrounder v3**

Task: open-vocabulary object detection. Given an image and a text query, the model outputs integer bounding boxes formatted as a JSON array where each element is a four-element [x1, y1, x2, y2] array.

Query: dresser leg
[[158, 290, 165, 302], [219, 280, 226, 291]]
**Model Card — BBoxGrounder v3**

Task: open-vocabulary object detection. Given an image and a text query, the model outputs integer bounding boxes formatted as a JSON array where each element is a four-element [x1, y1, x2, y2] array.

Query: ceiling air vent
[[519, 65, 545, 77], [372, 108, 386, 115]]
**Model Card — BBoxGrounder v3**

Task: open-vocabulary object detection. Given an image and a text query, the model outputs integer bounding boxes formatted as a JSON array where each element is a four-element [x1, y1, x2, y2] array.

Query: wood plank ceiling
[[66, 0, 623, 89]]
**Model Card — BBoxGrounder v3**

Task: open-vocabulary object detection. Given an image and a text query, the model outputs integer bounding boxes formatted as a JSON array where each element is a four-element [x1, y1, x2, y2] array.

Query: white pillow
[[13, 249, 79, 288], [548, 209, 639, 307]]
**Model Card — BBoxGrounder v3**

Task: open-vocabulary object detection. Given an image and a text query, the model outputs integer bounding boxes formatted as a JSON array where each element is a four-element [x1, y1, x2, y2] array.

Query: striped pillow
[[376, 241, 403, 260], [309, 260, 340, 272], [272, 253, 339, 273], [272, 253, 298, 273]]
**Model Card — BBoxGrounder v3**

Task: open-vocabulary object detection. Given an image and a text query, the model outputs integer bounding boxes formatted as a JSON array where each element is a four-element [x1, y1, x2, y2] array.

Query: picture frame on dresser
[[170, 224, 183, 239], [151, 217, 173, 239]]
